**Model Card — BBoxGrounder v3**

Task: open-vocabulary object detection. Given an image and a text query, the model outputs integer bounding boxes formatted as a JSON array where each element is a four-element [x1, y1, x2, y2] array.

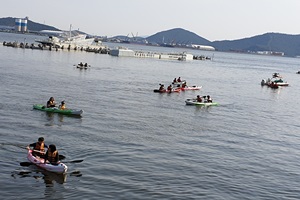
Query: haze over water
[[0, 32, 300, 200]]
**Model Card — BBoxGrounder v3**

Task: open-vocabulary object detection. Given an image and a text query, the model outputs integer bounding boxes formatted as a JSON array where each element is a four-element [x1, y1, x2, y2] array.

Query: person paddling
[[47, 97, 56, 108], [27, 137, 48, 158], [196, 95, 202, 102], [159, 84, 165, 91], [44, 144, 60, 165], [59, 101, 66, 110], [167, 85, 172, 92], [207, 95, 213, 103]]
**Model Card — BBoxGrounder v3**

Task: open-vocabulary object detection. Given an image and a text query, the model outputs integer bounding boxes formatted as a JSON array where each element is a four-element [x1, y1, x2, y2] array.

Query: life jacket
[[47, 150, 58, 164], [34, 142, 44, 152], [60, 104, 66, 110]]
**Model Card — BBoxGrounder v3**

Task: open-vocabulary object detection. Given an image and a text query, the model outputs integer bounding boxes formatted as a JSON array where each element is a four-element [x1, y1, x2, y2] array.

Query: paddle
[[26, 148, 65, 160], [20, 162, 34, 167], [20, 159, 83, 167], [20, 160, 83, 167]]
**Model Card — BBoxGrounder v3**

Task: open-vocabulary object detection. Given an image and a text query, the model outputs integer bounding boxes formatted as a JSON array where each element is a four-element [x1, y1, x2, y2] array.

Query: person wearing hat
[[27, 137, 48, 158], [44, 144, 60, 165]]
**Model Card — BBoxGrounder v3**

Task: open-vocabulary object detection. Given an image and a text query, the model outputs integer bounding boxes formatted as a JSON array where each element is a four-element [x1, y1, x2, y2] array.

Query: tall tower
[[21, 18, 28, 32], [15, 18, 22, 32]]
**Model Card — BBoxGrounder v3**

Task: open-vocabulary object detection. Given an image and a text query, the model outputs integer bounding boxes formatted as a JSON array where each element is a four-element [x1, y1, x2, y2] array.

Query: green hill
[[146, 28, 210, 46], [211, 33, 300, 57]]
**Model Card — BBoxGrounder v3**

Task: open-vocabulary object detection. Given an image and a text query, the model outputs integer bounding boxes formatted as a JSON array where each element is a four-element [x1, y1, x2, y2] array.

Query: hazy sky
[[2, 0, 300, 41]]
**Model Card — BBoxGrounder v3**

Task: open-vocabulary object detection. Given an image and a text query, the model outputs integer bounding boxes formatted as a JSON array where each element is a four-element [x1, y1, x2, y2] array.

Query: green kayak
[[33, 104, 83, 116]]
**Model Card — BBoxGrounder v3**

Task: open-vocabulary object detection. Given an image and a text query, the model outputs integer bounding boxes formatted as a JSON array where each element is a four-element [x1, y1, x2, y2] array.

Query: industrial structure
[[15, 17, 28, 32]]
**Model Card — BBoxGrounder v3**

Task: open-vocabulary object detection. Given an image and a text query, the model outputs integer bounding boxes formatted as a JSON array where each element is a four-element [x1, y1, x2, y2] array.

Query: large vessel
[[110, 47, 194, 61]]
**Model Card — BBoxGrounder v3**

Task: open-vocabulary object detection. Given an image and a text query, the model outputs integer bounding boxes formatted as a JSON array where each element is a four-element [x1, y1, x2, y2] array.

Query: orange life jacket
[[47, 150, 58, 164], [59, 104, 66, 110], [34, 142, 45, 152]]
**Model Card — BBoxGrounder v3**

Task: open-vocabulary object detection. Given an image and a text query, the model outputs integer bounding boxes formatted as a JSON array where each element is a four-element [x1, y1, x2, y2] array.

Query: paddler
[[44, 144, 60, 165], [47, 97, 56, 108], [27, 137, 48, 158], [167, 85, 172, 92], [159, 84, 165, 91], [59, 101, 66, 110], [172, 78, 177, 84], [196, 95, 202, 102], [207, 95, 213, 103]]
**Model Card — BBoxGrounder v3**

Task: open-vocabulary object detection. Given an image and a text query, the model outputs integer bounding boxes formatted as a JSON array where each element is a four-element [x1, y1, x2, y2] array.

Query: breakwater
[[2, 41, 110, 54]]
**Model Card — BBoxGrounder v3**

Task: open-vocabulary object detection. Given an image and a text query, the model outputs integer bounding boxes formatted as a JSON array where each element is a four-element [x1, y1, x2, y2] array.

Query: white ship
[[36, 25, 105, 50], [110, 47, 193, 61]]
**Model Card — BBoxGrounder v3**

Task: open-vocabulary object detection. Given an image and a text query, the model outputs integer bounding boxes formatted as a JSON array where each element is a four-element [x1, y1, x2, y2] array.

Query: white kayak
[[185, 99, 219, 106], [27, 149, 68, 174], [179, 86, 202, 91]]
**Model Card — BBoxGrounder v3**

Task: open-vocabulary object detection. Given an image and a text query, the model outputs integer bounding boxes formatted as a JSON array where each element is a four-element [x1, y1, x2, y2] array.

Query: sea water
[[0, 32, 300, 199]]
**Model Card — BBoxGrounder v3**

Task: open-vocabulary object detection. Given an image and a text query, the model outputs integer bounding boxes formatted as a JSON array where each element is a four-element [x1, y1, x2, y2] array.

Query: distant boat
[[159, 43, 175, 48]]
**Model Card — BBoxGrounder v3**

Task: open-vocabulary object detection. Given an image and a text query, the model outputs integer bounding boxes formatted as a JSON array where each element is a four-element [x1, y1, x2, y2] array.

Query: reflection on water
[[43, 171, 67, 185], [12, 168, 67, 185], [43, 112, 82, 126]]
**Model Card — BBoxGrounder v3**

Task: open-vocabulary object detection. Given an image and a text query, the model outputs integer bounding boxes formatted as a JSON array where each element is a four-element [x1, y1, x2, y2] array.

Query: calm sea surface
[[0, 32, 300, 200]]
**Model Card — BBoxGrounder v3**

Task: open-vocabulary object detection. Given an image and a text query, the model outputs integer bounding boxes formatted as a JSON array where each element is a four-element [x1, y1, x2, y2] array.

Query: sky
[[2, 0, 300, 41]]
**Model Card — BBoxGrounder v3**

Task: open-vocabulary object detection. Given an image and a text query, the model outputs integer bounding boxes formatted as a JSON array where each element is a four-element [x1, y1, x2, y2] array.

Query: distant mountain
[[146, 28, 211, 46], [211, 33, 300, 57], [1, 17, 300, 56], [0, 17, 60, 31]]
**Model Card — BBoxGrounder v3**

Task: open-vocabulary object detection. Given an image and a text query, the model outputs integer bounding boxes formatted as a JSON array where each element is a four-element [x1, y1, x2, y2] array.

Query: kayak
[[76, 64, 90, 69], [179, 86, 202, 91], [185, 99, 219, 106], [27, 149, 67, 174], [153, 88, 181, 93], [33, 104, 83, 116]]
